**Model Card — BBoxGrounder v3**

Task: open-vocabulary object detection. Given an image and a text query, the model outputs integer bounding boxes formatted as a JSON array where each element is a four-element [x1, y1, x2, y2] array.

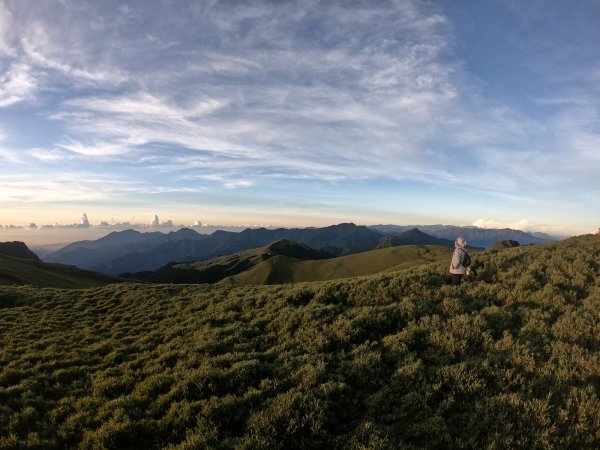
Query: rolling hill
[[221, 244, 455, 285], [0, 241, 124, 289], [0, 235, 599, 448]]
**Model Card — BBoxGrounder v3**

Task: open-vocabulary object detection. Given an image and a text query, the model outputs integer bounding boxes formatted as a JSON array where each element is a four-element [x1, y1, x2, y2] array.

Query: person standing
[[449, 236, 470, 285]]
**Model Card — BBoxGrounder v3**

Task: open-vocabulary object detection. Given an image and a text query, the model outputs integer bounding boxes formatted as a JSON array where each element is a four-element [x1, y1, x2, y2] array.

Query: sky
[[1, 0, 599, 240]]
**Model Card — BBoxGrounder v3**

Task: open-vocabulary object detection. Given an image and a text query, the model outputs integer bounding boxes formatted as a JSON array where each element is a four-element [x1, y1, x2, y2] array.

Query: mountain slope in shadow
[[0, 242, 123, 289]]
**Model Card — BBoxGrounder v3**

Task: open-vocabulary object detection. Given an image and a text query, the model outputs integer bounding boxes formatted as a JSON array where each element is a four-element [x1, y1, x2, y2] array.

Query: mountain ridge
[[370, 224, 555, 247], [376, 228, 455, 249]]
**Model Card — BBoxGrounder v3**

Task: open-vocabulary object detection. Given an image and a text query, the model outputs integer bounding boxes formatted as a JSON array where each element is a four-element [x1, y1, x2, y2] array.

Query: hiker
[[449, 236, 471, 285]]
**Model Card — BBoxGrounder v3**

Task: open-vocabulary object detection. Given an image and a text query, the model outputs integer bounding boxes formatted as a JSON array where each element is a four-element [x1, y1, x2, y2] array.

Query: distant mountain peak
[[265, 239, 332, 259], [376, 229, 454, 249], [404, 228, 428, 235], [171, 228, 201, 237], [325, 222, 358, 230]]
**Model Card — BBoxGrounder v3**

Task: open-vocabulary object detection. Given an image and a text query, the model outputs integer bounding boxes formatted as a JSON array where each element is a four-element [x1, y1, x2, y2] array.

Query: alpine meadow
[[1, 235, 600, 448]]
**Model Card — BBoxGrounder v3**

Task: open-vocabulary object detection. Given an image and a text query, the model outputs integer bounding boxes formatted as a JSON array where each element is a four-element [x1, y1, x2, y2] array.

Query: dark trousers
[[451, 274, 463, 285]]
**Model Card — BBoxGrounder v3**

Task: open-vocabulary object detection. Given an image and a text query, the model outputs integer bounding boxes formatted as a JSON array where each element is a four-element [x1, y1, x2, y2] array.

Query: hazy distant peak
[[171, 228, 201, 237]]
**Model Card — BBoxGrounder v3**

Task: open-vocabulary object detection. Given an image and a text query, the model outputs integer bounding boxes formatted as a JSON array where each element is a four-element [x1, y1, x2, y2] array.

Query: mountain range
[[370, 224, 555, 247], [45, 223, 384, 275], [44, 223, 554, 275]]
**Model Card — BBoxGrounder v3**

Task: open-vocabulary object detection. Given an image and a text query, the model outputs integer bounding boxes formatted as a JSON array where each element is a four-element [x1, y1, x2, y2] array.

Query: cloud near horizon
[[0, 0, 599, 234], [471, 219, 546, 233]]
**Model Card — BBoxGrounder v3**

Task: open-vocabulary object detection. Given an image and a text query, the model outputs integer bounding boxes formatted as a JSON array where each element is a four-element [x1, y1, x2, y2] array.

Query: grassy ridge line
[[0, 254, 124, 289], [1, 235, 599, 448], [220, 245, 454, 285]]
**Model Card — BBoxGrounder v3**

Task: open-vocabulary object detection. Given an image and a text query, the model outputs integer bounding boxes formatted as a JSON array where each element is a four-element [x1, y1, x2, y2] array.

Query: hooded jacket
[[449, 242, 469, 275]]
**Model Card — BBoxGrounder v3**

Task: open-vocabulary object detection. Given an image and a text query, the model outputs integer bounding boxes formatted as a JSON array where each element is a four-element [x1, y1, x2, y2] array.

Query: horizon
[[1, 1, 599, 237], [0, 216, 574, 248]]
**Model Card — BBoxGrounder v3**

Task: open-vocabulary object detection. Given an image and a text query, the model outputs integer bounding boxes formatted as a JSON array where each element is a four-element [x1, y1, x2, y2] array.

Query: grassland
[[221, 244, 454, 285], [1, 235, 599, 448], [0, 254, 124, 289]]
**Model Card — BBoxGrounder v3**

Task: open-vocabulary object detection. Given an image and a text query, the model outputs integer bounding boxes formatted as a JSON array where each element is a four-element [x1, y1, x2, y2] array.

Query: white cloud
[[0, 3, 15, 56], [27, 148, 73, 162], [19, 26, 126, 86], [0, 63, 37, 107], [224, 180, 253, 189], [0, 178, 106, 203], [64, 92, 227, 123], [0, 148, 21, 164], [0, 131, 22, 163], [472, 219, 541, 232], [58, 139, 136, 157]]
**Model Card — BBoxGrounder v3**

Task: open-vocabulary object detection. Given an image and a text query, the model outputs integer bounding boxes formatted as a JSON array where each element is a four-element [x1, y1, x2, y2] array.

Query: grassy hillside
[[1, 235, 600, 448], [221, 244, 454, 285], [0, 253, 124, 289]]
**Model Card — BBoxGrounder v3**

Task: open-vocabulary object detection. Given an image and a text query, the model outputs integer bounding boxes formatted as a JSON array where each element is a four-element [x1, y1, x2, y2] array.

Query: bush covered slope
[[1, 235, 599, 448]]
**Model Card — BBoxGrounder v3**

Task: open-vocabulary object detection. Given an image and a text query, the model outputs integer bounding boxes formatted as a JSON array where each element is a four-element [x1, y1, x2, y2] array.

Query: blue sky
[[0, 0, 599, 236]]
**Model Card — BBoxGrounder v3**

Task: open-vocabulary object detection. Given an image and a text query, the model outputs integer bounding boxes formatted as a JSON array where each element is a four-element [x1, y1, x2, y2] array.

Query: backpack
[[462, 250, 471, 267]]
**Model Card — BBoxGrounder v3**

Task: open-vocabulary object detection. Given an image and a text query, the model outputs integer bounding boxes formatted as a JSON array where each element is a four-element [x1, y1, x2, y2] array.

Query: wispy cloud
[[0, 175, 107, 203], [0, 62, 37, 107], [0, 2, 16, 57], [1, 0, 599, 233], [26, 0, 460, 185]]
